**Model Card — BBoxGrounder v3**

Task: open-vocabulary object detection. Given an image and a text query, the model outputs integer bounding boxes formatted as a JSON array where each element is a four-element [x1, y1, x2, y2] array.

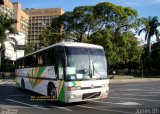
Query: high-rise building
[[13, 2, 29, 37], [24, 8, 64, 45], [0, 0, 29, 37], [0, 0, 29, 60]]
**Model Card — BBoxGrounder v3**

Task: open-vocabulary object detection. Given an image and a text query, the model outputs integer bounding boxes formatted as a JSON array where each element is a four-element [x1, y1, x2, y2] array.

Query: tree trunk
[[148, 42, 151, 56]]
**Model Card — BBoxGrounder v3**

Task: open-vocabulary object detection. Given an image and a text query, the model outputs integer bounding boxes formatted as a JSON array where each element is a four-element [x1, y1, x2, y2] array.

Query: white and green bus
[[15, 42, 109, 103]]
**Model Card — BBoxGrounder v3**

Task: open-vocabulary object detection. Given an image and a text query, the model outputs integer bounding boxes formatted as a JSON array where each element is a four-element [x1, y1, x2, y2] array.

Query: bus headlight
[[68, 94, 76, 99], [67, 86, 81, 91]]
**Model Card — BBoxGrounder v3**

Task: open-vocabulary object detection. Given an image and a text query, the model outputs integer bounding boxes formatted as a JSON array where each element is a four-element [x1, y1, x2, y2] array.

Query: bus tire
[[21, 79, 25, 90], [48, 84, 57, 99]]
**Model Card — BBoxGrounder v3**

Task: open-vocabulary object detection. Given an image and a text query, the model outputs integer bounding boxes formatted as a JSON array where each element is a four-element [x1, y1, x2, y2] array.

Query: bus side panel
[[16, 66, 57, 96], [57, 80, 65, 102]]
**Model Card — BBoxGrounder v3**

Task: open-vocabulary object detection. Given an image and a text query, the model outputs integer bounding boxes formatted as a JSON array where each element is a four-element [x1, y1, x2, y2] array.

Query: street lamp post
[[141, 60, 143, 78]]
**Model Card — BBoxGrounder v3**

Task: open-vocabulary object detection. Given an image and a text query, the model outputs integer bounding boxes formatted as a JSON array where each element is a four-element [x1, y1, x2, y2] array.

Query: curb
[[110, 78, 160, 84]]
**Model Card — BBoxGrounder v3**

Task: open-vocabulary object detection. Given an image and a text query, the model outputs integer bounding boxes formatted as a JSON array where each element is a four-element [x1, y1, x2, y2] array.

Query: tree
[[0, 13, 17, 67], [0, 13, 17, 43], [0, 13, 18, 53], [138, 16, 160, 55], [93, 2, 138, 33], [39, 27, 63, 47], [40, 2, 138, 46], [88, 29, 142, 66], [25, 43, 35, 54]]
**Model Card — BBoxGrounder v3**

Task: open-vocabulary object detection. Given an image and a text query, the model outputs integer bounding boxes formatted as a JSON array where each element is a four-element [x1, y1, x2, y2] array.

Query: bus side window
[[19, 59, 22, 68], [31, 55, 34, 67], [22, 58, 25, 68], [54, 47, 65, 80], [45, 49, 54, 66], [43, 51, 46, 65], [37, 52, 44, 66], [25, 56, 32, 68], [33, 54, 37, 66]]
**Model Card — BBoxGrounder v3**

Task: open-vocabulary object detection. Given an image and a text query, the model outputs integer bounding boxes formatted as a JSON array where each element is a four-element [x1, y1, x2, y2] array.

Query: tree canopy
[[40, 2, 143, 66], [40, 2, 139, 44], [0, 13, 17, 44], [138, 16, 160, 55]]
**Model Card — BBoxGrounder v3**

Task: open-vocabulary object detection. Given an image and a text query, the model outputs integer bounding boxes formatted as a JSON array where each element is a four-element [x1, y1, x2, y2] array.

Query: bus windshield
[[65, 47, 107, 81]]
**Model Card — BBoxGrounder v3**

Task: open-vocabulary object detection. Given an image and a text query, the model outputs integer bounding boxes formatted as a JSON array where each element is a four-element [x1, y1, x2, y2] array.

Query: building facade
[[0, 0, 14, 17], [0, 0, 64, 60], [0, 0, 29, 60], [13, 2, 29, 37], [4, 32, 25, 60], [0, 0, 29, 36], [24, 8, 64, 45]]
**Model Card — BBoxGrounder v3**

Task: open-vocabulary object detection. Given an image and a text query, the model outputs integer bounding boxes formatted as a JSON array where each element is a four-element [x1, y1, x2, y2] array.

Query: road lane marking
[[148, 92, 160, 94], [76, 105, 133, 114], [10, 94, 25, 97], [114, 102, 141, 105], [93, 101, 141, 106], [0, 80, 16, 85], [0, 104, 30, 109], [109, 97, 160, 102], [126, 89, 142, 91], [6, 99, 49, 110], [51, 106, 73, 111], [123, 94, 159, 97]]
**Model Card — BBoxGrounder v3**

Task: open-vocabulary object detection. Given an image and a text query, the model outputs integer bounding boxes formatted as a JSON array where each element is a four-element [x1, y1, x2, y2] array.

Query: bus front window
[[89, 48, 107, 79], [65, 47, 107, 81], [66, 47, 90, 80]]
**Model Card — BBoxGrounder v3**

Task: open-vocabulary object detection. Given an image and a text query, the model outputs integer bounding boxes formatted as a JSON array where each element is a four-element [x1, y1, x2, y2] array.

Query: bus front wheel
[[48, 84, 57, 99]]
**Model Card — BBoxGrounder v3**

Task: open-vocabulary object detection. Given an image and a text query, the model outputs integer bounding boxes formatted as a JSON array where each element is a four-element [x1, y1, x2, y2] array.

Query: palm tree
[[138, 16, 160, 55], [0, 13, 18, 67], [0, 13, 17, 44]]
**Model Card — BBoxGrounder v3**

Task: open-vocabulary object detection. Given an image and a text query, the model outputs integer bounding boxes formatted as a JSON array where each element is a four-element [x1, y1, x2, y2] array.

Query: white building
[[4, 32, 25, 61]]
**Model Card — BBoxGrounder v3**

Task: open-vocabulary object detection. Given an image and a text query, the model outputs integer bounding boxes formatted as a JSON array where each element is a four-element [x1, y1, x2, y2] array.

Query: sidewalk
[[110, 75, 160, 83]]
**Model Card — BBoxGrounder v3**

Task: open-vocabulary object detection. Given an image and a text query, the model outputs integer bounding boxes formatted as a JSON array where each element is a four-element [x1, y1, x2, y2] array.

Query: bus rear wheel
[[48, 85, 57, 99]]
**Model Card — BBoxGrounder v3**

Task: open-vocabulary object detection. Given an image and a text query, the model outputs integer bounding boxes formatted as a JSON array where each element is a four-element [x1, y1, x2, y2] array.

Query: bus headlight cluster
[[68, 94, 76, 99], [67, 86, 81, 91], [102, 84, 108, 87]]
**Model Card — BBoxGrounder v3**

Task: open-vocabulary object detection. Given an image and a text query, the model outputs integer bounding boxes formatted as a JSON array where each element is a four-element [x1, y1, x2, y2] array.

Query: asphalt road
[[0, 79, 160, 114]]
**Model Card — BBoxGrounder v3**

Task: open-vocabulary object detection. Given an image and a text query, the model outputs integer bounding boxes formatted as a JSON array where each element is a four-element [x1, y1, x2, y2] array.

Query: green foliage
[[41, 2, 139, 45], [0, 13, 17, 43], [151, 42, 160, 70], [0, 13, 18, 70], [40, 2, 143, 68], [39, 27, 63, 46], [0, 62, 15, 72], [25, 43, 35, 54], [138, 16, 160, 55], [88, 29, 142, 66]]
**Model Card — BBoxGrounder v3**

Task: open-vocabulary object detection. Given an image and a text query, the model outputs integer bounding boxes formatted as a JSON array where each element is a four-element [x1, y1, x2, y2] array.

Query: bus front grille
[[82, 92, 101, 100]]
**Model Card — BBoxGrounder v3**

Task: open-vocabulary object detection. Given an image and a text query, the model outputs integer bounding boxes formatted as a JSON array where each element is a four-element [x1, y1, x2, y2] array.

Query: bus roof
[[17, 42, 103, 60]]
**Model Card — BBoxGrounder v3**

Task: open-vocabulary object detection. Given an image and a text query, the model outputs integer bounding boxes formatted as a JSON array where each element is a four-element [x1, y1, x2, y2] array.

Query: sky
[[10, 0, 160, 18], [10, 0, 160, 43]]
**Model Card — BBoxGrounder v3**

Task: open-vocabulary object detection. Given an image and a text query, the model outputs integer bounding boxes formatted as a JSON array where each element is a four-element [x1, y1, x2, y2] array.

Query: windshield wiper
[[92, 64, 106, 79], [89, 64, 92, 78]]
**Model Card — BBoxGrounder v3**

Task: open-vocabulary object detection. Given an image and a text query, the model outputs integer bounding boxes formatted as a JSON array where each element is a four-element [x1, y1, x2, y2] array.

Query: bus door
[[54, 47, 65, 80]]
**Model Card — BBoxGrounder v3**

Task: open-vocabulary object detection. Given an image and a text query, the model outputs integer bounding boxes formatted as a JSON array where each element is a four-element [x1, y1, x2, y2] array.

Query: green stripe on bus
[[58, 82, 65, 102]]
